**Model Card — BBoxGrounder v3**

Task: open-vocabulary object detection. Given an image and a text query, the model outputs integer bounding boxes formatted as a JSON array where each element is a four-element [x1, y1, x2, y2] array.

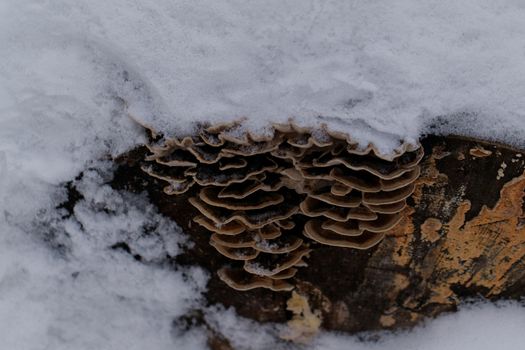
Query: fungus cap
[[140, 121, 423, 292]]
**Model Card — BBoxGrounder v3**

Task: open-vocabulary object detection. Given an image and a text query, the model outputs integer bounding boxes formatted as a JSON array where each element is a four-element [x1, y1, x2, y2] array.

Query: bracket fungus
[[140, 121, 423, 292]]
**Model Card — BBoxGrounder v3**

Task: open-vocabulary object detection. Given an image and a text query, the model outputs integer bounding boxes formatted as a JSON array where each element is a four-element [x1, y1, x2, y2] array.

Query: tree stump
[[112, 134, 525, 340]]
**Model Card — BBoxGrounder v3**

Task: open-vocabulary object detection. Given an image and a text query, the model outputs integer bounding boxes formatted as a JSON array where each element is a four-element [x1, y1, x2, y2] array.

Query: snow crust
[[206, 302, 525, 350], [0, 161, 207, 349], [1, 0, 525, 349], [5, 1, 525, 152], [313, 302, 525, 350]]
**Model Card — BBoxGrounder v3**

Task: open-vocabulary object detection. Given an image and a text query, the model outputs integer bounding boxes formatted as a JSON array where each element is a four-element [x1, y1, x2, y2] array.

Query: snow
[[5, 1, 525, 151], [206, 302, 525, 350], [1, 0, 525, 349], [0, 161, 208, 350], [312, 301, 525, 350]]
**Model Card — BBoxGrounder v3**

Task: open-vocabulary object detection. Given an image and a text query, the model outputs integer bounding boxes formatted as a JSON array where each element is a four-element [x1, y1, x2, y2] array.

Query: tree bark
[[112, 135, 525, 338]]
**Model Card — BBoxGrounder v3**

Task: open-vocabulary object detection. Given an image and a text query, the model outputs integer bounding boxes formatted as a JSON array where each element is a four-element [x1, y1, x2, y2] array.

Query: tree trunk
[[112, 134, 525, 339]]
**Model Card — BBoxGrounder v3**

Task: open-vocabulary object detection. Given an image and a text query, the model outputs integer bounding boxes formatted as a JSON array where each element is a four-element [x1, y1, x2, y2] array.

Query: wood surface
[[112, 135, 525, 344]]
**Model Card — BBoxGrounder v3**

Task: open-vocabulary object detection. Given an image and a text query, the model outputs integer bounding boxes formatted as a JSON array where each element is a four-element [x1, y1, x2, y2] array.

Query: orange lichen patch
[[422, 172, 525, 303], [139, 121, 423, 292], [379, 315, 396, 327], [388, 274, 410, 299], [420, 218, 443, 243], [376, 163, 525, 316], [281, 292, 322, 343], [384, 206, 415, 238]]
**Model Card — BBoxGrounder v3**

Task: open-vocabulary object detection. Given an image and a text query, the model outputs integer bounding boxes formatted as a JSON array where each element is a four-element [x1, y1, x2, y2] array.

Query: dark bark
[[112, 135, 525, 338]]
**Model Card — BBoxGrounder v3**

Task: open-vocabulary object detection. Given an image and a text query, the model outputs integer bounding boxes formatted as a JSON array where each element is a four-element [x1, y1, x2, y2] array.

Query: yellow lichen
[[425, 172, 525, 304], [379, 315, 396, 327], [281, 292, 322, 343], [420, 218, 442, 243]]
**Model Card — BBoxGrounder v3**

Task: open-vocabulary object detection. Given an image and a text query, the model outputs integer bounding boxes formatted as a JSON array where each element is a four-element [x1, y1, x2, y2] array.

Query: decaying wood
[[112, 135, 525, 340]]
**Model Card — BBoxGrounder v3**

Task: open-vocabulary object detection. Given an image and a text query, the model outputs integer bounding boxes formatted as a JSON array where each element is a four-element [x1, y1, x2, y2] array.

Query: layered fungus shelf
[[141, 122, 423, 292]]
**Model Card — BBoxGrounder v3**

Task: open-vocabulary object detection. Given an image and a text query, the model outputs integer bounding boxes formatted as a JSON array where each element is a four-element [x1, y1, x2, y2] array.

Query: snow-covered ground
[[1, 0, 525, 349]]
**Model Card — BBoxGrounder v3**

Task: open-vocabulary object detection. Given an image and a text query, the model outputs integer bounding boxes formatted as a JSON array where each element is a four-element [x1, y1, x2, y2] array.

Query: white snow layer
[[5, 0, 525, 150], [208, 302, 525, 350], [1, 0, 525, 349]]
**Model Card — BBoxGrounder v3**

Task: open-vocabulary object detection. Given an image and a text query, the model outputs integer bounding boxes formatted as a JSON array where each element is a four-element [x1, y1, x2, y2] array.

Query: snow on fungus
[[139, 121, 423, 291]]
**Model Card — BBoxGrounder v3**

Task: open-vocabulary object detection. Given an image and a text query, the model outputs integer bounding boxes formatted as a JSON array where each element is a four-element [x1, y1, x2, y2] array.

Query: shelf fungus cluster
[[141, 122, 423, 292]]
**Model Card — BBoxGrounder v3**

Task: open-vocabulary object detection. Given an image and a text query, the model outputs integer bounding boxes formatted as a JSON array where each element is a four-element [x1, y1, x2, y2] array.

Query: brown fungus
[[217, 267, 294, 292], [189, 196, 299, 229], [193, 215, 246, 236], [210, 231, 258, 248], [304, 220, 385, 249], [199, 187, 284, 210], [243, 247, 312, 277], [139, 121, 423, 291], [209, 241, 260, 260], [300, 197, 378, 222]]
